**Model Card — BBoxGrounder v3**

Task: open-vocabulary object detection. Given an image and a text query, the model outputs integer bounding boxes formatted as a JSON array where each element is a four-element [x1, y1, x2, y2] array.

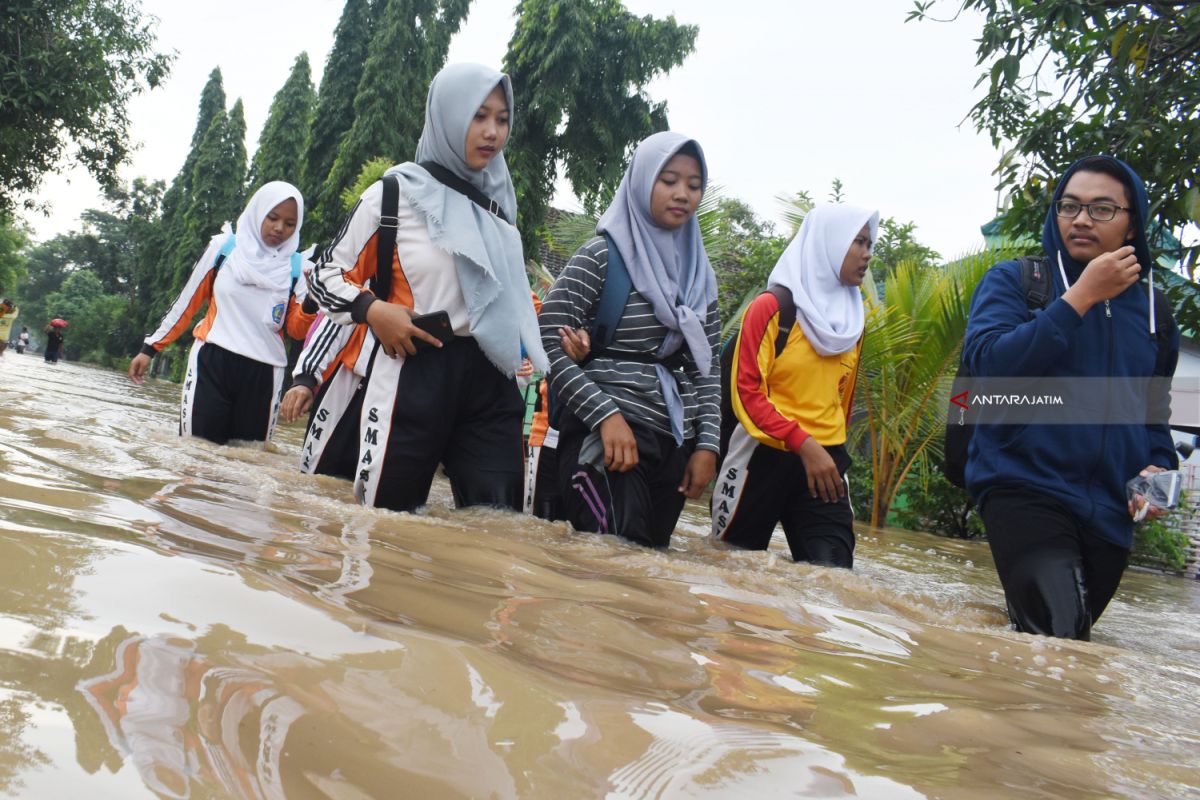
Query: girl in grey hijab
[[385, 62, 544, 374], [309, 62, 543, 514], [539, 132, 721, 549]]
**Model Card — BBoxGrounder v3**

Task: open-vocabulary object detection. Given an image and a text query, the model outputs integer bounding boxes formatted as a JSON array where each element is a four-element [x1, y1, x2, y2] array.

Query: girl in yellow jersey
[[711, 204, 878, 568]]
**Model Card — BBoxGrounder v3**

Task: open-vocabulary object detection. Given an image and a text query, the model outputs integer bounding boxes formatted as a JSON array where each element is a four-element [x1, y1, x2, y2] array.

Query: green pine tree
[[159, 71, 225, 237], [160, 69, 226, 251], [303, 0, 375, 243], [504, 0, 697, 254], [248, 53, 317, 195], [318, 0, 471, 235], [176, 100, 248, 289], [225, 99, 249, 211], [142, 69, 226, 334]]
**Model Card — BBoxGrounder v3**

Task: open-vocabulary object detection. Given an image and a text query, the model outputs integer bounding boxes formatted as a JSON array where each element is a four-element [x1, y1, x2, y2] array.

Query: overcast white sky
[[24, 0, 1004, 258]]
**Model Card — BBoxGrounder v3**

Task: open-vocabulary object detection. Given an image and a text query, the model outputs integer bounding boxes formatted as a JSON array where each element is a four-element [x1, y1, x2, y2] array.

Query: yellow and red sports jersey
[[732, 291, 860, 451]]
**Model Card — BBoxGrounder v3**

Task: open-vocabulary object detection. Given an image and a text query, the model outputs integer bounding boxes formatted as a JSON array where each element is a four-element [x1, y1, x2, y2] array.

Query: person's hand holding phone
[[366, 301, 444, 357], [409, 310, 454, 353]]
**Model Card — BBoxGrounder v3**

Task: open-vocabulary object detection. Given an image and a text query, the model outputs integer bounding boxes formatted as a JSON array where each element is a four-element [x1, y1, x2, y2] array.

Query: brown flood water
[[1, 353, 1198, 799]]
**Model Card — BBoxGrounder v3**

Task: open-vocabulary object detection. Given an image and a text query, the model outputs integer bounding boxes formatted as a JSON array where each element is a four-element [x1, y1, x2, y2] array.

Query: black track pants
[[557, 412, 693, 548], [183, 341, 281, 445], [354, 337, 525, 513], [711, 426, 855, 568], [980, 487, 1130, 640], [300, 366, 365, 481]]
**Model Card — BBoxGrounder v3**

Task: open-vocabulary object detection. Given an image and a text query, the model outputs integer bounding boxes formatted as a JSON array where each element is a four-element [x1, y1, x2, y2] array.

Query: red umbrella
[[50, 318, 68, 328]]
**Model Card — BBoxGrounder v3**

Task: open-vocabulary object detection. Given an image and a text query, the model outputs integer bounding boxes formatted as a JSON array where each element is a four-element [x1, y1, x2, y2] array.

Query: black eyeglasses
[[1054, 200, 1131, 222]]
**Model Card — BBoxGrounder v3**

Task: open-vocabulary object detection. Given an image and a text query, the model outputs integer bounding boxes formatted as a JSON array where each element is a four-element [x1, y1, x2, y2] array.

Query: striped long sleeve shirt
[[539, 236, 721, 452]]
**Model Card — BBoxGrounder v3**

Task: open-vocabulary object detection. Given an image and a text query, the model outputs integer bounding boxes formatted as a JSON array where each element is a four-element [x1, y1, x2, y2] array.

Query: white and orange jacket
[[142, 236, 312, 366], [308, 181, 469, 334]]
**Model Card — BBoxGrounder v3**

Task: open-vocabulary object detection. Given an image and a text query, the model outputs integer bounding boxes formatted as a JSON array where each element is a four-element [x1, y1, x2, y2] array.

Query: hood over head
[[1042, 154, 1152, 279]]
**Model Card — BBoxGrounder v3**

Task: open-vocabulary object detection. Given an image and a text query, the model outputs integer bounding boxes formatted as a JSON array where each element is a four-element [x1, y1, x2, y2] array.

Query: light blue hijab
[[384, 63, 546, 374], [597, 131, 717, 443]]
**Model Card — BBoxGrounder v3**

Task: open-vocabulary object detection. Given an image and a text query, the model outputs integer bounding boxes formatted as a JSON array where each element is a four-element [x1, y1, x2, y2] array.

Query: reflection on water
[[1, 354, 1198, 799]]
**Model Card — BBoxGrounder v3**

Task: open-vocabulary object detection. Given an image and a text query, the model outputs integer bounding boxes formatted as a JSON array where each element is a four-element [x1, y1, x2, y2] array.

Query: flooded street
[[1, 353, 1198, 799]]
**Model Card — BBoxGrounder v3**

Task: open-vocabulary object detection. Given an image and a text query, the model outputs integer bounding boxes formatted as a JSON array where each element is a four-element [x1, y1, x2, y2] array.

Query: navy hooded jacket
[[962, 156, 1180, 549]]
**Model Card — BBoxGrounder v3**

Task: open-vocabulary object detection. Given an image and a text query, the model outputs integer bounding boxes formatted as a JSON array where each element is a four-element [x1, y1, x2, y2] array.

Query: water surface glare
[[1, 354, 1198, 798]]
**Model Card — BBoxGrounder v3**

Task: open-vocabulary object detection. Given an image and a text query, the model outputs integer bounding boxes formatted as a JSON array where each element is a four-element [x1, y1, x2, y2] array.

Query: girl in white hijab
[[711, 203, 879, 569], [129, 181, 311, 445], [539, 131, 722, 549], [308, 62, 544, 514]]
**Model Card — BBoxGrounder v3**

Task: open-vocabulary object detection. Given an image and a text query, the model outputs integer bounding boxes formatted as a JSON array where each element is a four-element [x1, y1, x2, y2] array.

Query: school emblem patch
[[272, 303, 285, 324]]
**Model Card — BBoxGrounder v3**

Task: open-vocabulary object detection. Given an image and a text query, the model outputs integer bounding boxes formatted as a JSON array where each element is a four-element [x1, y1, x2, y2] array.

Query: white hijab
[[767, 203, 878, 356], [224, 181, 304, 291]]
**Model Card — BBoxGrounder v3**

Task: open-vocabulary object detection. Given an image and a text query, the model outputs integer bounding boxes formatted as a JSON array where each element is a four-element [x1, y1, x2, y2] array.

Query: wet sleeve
[[141, 238, 223, 356], [292, 314, 354, 390]]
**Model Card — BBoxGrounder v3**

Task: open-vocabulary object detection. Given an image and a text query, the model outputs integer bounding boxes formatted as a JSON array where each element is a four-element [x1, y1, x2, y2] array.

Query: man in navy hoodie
[[963, 155, 1180, 640]]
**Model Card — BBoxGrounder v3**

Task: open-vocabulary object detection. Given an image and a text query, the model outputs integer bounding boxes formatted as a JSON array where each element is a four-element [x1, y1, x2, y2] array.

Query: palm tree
[[849, 249, 1013, 527]]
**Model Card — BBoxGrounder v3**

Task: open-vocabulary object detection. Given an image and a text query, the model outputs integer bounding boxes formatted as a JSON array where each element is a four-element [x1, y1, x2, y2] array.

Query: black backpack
[[718, 285, 795, 458], [943, 256, 1173, 489]]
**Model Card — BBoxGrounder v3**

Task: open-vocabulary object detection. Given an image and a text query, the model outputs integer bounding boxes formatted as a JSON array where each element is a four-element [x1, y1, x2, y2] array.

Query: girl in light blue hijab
[[309, 62, 544, 514], [385, 62, 542, 373], [539, 131, 722, 549]]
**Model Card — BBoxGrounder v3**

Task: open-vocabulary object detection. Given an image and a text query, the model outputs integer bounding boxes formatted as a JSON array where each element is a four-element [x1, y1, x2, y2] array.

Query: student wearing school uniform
[[308, 62, 547, 513], [279, 313, 376, 480], [523, 301, 590, 520], [539, 131, 721, 549], [129, 182, 311, 445], [711, 204, 878, 569]]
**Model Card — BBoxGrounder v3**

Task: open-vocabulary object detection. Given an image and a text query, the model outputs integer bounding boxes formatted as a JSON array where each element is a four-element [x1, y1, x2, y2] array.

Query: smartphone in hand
[[410, 310, 454, 353]]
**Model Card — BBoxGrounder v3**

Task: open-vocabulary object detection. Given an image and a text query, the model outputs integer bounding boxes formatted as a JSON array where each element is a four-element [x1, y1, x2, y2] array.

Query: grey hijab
[[384, 62, 545, 374], [596, 131, 717, 443]]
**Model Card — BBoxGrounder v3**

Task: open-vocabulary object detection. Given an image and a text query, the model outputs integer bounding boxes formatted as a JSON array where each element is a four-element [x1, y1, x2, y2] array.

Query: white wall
[[1172, 337, 1200, 452]]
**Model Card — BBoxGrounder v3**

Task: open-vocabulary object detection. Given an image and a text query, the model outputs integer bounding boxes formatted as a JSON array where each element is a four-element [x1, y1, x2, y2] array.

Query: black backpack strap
[[418, 161, 509, 223], [373, 174, 399, 302], [1151, 286, 1174, 376], [1017, 255, 1051, 310], [765, 286, 795, 356]]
